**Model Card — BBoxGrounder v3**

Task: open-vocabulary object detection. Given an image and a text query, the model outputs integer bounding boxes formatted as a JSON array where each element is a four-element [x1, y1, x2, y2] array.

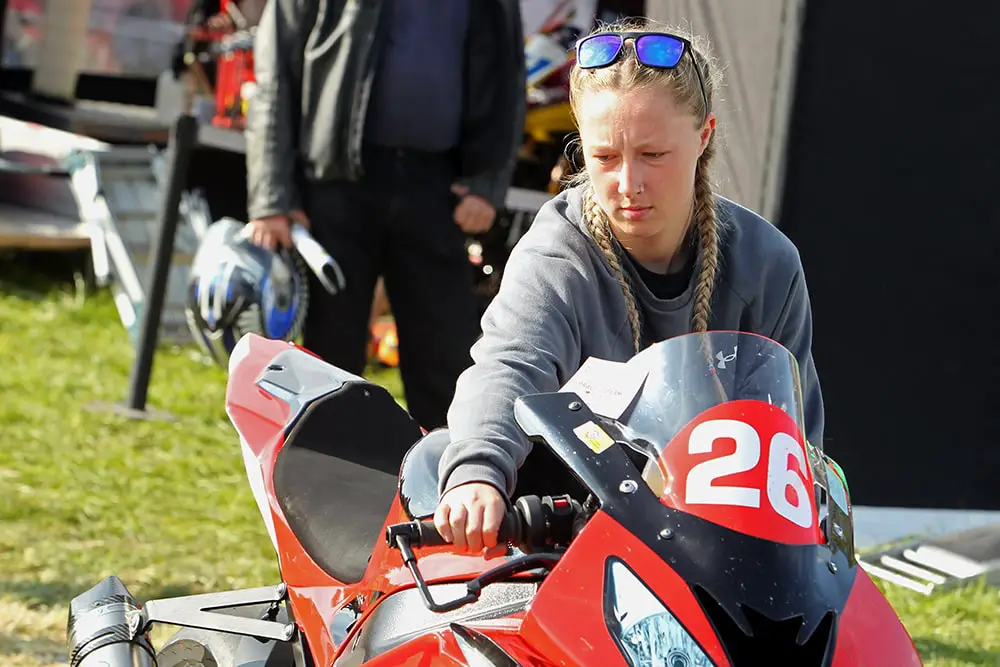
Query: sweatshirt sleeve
[[438, 235, 586, 498], [768, 258, 826, 449]]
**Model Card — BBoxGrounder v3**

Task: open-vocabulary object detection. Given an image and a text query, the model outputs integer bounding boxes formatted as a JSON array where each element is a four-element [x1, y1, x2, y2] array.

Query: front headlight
[[604, 559, 716, 667]]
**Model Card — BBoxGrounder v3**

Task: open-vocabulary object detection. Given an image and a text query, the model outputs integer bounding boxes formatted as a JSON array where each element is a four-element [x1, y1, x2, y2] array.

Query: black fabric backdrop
[[778, 0, 1000, 509]]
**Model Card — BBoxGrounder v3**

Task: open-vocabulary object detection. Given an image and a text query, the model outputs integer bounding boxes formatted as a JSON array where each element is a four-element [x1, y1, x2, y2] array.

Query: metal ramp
[[0, 153, 90, 250], [859, 522, 1000, 595], [67, 146, 211, 346]]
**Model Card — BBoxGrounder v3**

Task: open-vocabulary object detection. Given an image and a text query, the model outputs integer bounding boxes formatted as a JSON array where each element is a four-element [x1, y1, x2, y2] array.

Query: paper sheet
[[560, 357, 649, 419]]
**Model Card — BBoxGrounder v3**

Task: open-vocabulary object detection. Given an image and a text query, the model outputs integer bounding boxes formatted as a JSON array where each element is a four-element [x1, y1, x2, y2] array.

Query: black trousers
[[300, 144, 481, 431]]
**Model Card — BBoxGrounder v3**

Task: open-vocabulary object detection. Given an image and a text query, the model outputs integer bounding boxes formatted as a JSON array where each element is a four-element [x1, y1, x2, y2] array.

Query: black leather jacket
[[245, 0, 527, 220]]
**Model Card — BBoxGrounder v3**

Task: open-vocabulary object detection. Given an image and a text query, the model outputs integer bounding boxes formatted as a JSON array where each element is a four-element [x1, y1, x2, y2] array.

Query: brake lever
[[392, 533, 560, 614]]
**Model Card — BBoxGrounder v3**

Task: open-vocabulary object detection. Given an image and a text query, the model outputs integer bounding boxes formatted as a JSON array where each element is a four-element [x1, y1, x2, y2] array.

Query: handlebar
[[398, 512, 524, 549], [384, 494, 585, 614], [386, 494, 584, 554]]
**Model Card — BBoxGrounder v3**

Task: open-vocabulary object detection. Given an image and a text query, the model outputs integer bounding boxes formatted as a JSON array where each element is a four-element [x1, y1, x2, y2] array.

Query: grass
[[0, 253, 997, 666]]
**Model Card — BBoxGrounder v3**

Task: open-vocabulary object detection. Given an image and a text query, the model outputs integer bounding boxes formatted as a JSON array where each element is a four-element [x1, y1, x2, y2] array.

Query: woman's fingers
[[481, 496, 505, 549], [464, 503, 485, 553], [433, 503, 453, 544], [449, 503, 468, 550]]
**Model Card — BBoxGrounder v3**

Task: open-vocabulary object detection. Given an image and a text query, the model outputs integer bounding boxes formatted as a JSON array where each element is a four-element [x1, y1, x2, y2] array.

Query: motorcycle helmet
[[185, 217, 309, 366]]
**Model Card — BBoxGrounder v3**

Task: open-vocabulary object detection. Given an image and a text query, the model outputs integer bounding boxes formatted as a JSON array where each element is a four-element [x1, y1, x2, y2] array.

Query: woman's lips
[[620, 206, 652, 221]]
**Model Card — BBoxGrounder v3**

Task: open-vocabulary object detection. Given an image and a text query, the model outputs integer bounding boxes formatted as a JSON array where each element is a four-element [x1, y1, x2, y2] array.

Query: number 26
[[684, 419, 813, 528]]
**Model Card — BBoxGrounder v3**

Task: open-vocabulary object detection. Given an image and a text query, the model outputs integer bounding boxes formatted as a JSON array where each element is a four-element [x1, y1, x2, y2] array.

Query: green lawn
[[0, 255, 996, 666]]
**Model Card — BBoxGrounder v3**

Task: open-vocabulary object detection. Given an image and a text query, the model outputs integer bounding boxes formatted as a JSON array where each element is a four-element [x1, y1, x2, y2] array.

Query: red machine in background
[[182, 0, 258, 130], [207, 0, 256, 129], [211, 30, 255, 129]]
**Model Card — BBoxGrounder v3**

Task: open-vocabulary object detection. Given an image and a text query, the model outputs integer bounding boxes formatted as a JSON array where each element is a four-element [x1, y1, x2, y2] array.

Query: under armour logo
[[716, 347, 737, 369]]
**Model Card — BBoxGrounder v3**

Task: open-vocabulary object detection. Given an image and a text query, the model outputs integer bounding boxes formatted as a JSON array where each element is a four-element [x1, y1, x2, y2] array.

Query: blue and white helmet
[[185, 217, 309, 366]]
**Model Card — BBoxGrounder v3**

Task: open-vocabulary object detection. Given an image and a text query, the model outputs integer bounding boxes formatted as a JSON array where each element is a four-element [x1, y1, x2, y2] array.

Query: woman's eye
[[644, 151, 667, 159], [593, 155, 615, 164]]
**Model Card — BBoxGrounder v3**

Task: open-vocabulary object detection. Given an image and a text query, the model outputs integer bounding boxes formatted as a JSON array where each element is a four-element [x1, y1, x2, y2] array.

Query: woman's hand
[[433, 482, 507, 553]]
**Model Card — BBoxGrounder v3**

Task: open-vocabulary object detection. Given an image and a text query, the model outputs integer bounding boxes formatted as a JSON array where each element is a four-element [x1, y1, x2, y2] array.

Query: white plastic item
[[525, 33, 570, 88], [291, 224, 347, 296]]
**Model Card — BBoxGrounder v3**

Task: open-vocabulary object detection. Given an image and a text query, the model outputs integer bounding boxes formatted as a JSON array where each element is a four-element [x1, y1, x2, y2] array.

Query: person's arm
[[768, 262, 826, 448], [438, 237, 586, 499], [453, 0, 526, 212], [244, 0, 308, 221], [457, 152, 519, 213]]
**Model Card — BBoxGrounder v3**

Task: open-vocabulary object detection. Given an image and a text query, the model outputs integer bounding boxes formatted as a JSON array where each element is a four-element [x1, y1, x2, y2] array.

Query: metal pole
[[126, 113, 198, 412]]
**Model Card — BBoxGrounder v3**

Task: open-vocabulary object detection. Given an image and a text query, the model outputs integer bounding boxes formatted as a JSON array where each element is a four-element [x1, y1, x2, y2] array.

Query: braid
[[688, 139, 728, 402], [583, 185, 643, 352], [690, 138, 720, 333]]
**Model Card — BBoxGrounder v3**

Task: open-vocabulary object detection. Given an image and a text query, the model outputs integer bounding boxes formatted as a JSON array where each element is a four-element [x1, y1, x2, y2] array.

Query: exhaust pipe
[[67, 575, 155, 667]]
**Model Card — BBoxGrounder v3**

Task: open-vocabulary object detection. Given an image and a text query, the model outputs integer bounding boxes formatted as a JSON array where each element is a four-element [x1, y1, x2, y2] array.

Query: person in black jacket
[[243, 0, 527, 431]]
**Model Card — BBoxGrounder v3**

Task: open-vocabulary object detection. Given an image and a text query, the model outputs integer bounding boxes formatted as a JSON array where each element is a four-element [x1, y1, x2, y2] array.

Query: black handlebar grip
[[412, 510, 524, 549], [497, 511, 523, 545], [415, 519, 449, 547]]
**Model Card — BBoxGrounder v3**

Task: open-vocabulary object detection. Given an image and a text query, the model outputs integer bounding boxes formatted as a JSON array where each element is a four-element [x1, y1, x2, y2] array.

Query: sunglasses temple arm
[[692, 51, 709, 122]]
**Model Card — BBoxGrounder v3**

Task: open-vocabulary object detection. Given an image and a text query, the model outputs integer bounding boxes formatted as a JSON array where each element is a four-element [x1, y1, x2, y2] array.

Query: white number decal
[[767, 432, 813, 528], [686, 419, 762, 508], [684, 419, 813, 528]]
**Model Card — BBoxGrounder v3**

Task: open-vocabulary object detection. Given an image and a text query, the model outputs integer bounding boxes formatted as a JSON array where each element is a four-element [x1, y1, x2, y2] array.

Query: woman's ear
[[698, 113, 717, 157]]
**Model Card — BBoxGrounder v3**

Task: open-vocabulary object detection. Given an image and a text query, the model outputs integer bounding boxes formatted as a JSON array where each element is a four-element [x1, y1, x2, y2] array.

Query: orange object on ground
[[369, 318, 400, 368]]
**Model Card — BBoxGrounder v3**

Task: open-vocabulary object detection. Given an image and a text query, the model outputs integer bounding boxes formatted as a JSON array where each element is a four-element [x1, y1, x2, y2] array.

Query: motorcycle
[[66, 330, 924, 666]]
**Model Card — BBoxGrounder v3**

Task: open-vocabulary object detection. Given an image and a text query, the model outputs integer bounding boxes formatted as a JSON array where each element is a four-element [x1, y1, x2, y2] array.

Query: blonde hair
[[568, 19, 723, 352]]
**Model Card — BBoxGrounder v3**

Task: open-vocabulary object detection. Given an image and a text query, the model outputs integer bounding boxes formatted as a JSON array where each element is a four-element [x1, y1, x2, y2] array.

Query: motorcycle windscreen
[[606, 331, 825, 546]]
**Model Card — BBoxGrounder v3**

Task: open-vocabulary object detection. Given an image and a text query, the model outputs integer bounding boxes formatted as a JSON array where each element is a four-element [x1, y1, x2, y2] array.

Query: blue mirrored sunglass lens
[[578, 34, 622, 68], [635, 35, 685, 68]]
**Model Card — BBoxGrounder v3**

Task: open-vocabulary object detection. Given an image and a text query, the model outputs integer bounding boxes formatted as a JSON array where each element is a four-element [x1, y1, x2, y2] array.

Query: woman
[[433, 19, 825, 552]]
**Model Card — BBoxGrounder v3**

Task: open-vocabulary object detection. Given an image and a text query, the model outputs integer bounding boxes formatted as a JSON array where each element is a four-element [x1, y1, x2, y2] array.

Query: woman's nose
[[617, 162, 643, 197]]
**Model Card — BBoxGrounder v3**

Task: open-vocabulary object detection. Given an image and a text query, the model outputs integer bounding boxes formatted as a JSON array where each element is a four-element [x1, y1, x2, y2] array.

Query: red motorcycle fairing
[[831, 573, 923, 666], [519, 510, 732, 666], [224, 335, 551, 665], [514, 392, 850, 633], [340, 505, 924, 667], [510, 384, 921, 666], [347, 623, 548, 667], [334, 509, 729, 667]]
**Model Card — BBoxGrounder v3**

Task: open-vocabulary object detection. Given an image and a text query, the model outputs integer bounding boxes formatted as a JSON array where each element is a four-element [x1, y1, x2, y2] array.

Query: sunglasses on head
[[575, 31, 709, 121]]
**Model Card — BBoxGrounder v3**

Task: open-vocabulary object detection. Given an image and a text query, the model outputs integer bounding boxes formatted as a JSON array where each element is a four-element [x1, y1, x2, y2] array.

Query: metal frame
[[138, 583, 296, 642]]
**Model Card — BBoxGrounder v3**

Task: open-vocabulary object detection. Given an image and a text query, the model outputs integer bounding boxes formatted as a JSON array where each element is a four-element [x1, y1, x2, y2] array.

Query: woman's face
[[578, 86, 715, 253]]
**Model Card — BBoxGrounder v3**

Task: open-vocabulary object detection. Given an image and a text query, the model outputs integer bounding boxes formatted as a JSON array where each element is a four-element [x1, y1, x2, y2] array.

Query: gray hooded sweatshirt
[[438, 184, 824, 497]]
